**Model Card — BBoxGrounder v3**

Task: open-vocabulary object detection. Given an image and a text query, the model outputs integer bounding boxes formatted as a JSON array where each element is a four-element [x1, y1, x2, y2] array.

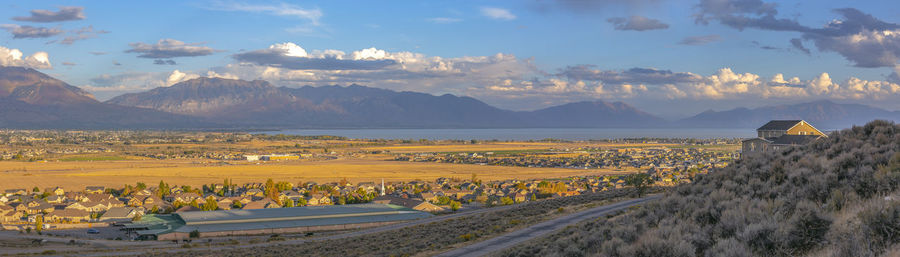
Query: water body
[[256, 128, 754, 141]]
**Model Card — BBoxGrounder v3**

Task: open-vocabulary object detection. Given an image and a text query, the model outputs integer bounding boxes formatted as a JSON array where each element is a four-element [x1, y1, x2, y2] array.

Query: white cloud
[[269, 42, 308, 57], [480, 7, 516, 20], [0, 45, 52, 69], [207, 1, 322, 25], [351, 47, 387, 60]]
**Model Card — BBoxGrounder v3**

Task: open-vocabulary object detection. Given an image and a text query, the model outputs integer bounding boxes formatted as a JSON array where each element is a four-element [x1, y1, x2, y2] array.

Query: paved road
[[435, 195, 662, 257]]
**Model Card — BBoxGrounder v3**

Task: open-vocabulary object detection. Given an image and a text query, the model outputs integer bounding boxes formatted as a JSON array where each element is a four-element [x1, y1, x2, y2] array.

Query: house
[[45, 195, 66, 204], [175, 205, 202, 212], [306, 194, 332, 206], [2, 210, 23, 223], [742, 120, 826, 155], [243, 198, 281, 209], [373, 195, 445, 212], [4, 189, 26, 196], [84, 186, 105, 194], [100, 207, 144, 221], [46, 187, 65, 196], [47, 209, 91, 223]]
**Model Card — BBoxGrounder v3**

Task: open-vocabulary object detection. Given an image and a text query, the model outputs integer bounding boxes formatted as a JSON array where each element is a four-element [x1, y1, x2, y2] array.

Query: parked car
[[87, 228, 100, 234]]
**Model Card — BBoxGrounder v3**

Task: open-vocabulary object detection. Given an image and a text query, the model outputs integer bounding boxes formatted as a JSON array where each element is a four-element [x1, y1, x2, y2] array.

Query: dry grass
[[0, 158, 632, 189], [361, 142, 556, 153]]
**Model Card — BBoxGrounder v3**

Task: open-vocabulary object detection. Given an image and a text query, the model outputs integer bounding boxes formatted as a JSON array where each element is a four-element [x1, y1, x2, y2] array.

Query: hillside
[[678, 100, 900, 129], [0, 66, 210, 129], [499, 120, 900, 257]]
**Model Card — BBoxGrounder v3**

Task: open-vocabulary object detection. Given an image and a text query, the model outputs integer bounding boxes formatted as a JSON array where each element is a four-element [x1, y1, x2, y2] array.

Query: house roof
[[102, 207, 140, 219], [772, 135, 821, 145], [170, 203, 431, 233], [757, 120, 803, 131]]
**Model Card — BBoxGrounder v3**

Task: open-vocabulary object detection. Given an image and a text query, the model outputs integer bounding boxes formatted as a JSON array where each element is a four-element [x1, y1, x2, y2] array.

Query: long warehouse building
[[129, 203, 433, 240]]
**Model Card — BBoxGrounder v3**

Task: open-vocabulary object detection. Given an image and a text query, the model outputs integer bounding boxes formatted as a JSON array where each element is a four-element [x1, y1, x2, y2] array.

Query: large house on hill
[[742, 120, 826, 155]]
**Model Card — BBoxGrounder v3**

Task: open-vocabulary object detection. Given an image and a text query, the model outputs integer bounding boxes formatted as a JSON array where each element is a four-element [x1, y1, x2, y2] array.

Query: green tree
[[202, 196, 218, 211], [283, 199, 295, 208], [624, 173, 654, 196], [265, 178, 278, 201], [34, 215, 43, 234], [500, 197, 514, 205], [32, 187, 40, 193], [232, 200, 243, 209], [157, 180, 169, 198], [449, 200, 461, 211]]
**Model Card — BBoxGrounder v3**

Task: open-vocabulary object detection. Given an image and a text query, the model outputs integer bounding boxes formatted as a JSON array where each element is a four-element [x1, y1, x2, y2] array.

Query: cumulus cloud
[[480, 7, 516, 20], [232, 43, 396, 70], [607, 16, 669, 31], [126, 39, 222, 59], [679, 35, 721, 45], [470, 64, 900, 108], [0, 45, 52, 69], [694, 0, 900, 68], [0, 24, 63, 38], [12, 6, 85, 23]]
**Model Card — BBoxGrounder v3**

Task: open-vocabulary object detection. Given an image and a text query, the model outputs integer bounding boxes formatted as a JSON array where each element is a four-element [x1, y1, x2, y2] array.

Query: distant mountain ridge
[[0, 66, 211, 129], [107, 77, 663, 128], [676, 100, 900, 129]]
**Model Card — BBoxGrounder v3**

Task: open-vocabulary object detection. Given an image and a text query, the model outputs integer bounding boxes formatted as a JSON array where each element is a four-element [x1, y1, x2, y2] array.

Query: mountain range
[[1, 66, 898, 130]]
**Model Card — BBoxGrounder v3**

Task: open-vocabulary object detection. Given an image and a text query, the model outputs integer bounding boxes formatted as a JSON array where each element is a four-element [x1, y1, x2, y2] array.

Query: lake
[[255, 128, 755, 140]]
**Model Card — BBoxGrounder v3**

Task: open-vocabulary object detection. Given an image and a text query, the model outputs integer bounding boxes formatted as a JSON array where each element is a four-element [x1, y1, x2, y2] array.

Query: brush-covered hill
[[500, 120, 900, 257]]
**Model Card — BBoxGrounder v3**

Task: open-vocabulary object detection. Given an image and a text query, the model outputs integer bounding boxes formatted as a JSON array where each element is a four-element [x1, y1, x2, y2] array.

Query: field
[[0, 157, 633, 189]]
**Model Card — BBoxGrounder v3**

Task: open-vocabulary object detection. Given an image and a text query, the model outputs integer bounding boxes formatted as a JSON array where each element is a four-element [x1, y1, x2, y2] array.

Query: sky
[[1, 0, 899, 119]]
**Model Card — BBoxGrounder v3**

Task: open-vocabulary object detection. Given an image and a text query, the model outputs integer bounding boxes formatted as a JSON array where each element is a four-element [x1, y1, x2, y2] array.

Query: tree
[[34, 215, 43, 234], [265, 178, 277, 201], [157, 180, 169, 198], [202, 196, 218, 211], [232, 200, 243, 209], [32, 187, 40, 193], [189, 230, 200, 238], [449, 200, 461, 211], [624, 173, 654, 196], [500, 197, 514, 205], [132, 213, 142, 221], [283, 199, 295, 208]]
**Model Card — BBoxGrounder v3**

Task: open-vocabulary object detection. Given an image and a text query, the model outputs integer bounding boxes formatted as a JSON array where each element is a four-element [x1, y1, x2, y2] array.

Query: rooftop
[[757, 120, 803, 131]]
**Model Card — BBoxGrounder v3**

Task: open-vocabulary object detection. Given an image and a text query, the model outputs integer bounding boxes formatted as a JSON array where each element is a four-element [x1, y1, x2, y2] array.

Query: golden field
[[0, 157, 634, 190]]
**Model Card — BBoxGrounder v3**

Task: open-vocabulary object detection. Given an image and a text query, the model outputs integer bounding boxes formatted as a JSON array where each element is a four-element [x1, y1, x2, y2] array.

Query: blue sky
[[1, 0, 899, 118]]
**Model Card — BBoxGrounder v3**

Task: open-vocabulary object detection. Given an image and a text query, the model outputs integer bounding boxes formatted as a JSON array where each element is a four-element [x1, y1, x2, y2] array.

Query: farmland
[[0, 157, 629, 190]]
